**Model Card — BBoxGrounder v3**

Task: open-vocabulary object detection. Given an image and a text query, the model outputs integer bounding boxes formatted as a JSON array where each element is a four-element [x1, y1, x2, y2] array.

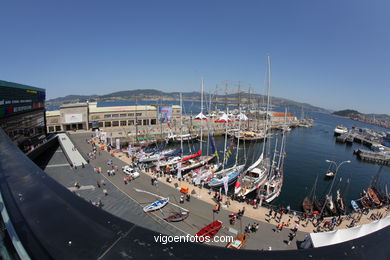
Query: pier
[[354, 149, 390, 166]]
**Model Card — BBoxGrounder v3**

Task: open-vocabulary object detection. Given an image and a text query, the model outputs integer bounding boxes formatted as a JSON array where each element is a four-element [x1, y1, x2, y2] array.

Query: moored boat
[[196, 220, 223, 240], [164, 211, 189, 222], [143, 197, 169, 213], [334, 125, 348, 136], [208, 164, 245, 188], [351, 200, 360, 212], [367, 187, 382, 206], [226, 234, 249, 249]]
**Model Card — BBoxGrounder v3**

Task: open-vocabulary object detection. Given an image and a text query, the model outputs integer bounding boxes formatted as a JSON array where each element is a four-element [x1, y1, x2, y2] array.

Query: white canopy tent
[[195, 112, 207, 120], [309, 216, 390, 248], [215, 112, 230, 122], [236, 113, 248, 121]]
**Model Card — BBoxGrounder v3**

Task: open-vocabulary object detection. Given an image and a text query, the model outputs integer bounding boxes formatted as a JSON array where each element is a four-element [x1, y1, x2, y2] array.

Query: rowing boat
[[196, 220, 223, 240], [226, 234, 248, 249], [164, 211, 189, 222], [143, 197, 169, 213]]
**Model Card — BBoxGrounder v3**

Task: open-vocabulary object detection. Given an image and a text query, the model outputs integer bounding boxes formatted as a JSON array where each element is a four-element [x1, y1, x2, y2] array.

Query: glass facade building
[[0, 80, 46, 152]]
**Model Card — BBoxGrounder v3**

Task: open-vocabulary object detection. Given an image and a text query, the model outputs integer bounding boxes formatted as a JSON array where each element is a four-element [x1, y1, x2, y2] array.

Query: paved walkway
[[57, 133, 88, 167], [40, 144, 183, 237], [68, 132, 310, 250]]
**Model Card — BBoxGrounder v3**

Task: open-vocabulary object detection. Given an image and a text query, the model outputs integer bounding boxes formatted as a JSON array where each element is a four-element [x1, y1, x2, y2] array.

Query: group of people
[[244, 222, 259, 233], [179, 194, 191, 204]]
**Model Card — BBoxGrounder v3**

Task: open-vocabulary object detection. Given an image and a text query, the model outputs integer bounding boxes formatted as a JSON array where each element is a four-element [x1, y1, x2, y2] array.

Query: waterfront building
[[46, 102, 182, 133], [0, 80, 46, 152]]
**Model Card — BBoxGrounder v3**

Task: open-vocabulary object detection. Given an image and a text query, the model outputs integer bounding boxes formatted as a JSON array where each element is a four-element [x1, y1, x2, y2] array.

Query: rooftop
[[46, 110, 60, 117], [88, 102, 181, 113], [0, 80, 45, 92]]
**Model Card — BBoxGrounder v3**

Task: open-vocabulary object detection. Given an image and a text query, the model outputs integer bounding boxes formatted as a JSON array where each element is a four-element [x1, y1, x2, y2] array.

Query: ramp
[[57, 133, 87, 167]]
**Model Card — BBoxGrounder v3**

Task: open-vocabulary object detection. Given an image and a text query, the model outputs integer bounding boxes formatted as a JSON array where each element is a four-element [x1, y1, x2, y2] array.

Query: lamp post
[[320, 160, 351, 216]]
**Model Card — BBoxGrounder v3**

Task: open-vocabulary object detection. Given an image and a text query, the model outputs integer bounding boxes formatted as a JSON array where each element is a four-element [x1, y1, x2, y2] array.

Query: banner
[[115, 138, 120, 150], [100, 132, 107, 143], [177, 162, 182, 179], [223, 176, 229, 195], [158, 105, 173, 123], [64, 113, 83, 123], [195, 168, 201, 185]]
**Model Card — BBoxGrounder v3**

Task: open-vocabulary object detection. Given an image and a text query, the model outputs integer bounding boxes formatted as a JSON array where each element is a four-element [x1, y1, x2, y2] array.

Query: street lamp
[[320, 160, 351, 216]]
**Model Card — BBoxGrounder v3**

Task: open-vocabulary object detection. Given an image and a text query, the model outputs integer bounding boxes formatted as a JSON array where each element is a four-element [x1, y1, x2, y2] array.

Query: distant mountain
[[46, 89, 330, 113], [332, 109, 362, 117], [332, 109, 390, 129]]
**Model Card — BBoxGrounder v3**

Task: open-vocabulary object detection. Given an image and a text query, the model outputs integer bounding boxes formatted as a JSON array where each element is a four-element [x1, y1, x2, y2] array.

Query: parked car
[[123, 166, 140, 179]]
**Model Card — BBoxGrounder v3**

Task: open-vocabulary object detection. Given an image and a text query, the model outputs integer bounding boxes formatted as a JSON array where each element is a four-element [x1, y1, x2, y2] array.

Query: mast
[[135, 97, 138, 143], [206, 90, 212, 155], [180, 93, 183, 157], [235, 83, 241, 166], [222, 82, 228, 170], [200, 78, 204, 153], [247, 87, 251, 130], [262, 55, 272, 156]]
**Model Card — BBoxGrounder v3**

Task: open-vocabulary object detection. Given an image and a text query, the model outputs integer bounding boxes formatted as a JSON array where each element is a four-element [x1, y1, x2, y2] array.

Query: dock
[[354, 149, 390, 166]]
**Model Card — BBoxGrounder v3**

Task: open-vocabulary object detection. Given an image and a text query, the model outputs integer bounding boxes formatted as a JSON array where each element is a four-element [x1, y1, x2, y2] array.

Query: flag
[[223, 176, 229, 195], [177, 162, 182, 179], [209, 134, 216, 154], [195, 168, 201, 185]]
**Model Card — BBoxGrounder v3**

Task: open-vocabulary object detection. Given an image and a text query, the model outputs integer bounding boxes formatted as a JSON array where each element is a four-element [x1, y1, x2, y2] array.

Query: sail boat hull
[[208, 165, 245, 188]]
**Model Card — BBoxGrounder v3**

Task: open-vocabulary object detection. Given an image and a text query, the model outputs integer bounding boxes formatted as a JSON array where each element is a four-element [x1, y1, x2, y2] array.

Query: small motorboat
[[143, 197, 169, 213], [325, 171, 335, 178], [196, 220, 223, 240], [226, 234, 249, 249], [164, 211, 189, 222], [351, 200, 360, 212]]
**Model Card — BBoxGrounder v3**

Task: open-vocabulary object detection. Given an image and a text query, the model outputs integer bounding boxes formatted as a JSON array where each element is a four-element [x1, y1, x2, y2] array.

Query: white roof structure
[[195, 112, 207, 120], [237, 113, 248, 121], [309, 216, 390, 248], [216, 113, 229, 122]]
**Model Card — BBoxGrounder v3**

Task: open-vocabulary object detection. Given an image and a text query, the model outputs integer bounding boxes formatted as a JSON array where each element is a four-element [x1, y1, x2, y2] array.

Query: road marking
[[68, 185, 95, 191], [45, 163, 69, 168]]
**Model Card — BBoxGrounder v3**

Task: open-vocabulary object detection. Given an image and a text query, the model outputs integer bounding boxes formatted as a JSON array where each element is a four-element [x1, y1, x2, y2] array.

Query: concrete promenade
[[68, 131, 390, 250], [68, 132, 308, 250], [57, 133, 88, 167]]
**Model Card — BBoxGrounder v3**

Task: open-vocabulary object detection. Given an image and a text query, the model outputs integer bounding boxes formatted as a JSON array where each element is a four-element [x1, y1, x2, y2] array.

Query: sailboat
[[302, 175, 318, 214], [160, 81, 215, 174], [257, 56, 286, 203], [207, 84, 245, 188], [235, 74, 272, 197]]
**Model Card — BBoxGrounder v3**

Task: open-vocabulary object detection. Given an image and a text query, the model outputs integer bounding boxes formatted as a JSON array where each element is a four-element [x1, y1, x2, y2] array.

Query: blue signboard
[[158, 105, 172, 123]]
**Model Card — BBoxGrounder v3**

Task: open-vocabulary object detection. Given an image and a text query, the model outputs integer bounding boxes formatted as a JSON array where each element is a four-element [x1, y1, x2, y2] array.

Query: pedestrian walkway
[[57, 133, 88, 167]]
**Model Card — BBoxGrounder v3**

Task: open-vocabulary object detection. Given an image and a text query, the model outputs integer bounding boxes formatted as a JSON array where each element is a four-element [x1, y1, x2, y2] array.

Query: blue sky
[[1, 0, 389, 114]]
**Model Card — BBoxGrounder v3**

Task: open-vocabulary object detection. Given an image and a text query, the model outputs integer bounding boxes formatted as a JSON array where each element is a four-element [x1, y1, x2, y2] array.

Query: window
[[136, 113, 142, 116], [98, 122, 104, 127], [120, 120, 127, 126], [128, 113, 134, 117], [112, 114, 119, 118], [91, 115, 101, 120], [120, 114, 127, 117], [137, 120, 142, 126], [112, 121, 119, 127], [104, 114, 111, 118], [143, 119, 148, 125], [56, 126, 61, 131], [105, 121, 111, 127], [151, 119, 156, 125], [48, 126, 54, 132], [128, 120, 134, 125]]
